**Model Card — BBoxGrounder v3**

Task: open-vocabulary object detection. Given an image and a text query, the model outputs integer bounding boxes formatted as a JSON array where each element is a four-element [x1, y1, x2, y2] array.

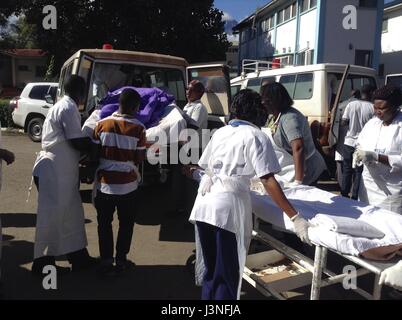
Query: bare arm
[[290, 138, 305, 182], [260, 173, 298, 219]]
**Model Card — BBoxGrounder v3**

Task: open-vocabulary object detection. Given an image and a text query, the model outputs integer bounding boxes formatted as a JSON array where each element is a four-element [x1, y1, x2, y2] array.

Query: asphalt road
[[0, 132, 390, 300]]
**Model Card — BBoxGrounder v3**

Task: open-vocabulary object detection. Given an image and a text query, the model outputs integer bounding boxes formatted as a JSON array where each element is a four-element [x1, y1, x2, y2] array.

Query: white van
[[231, 61, 378, 151], [58, 48, 230, 129], [385, 73, 402, 91]]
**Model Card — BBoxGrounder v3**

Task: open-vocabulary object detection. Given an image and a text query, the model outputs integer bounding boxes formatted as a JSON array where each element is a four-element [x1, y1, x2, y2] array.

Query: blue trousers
[[196, 222, 239, 300]]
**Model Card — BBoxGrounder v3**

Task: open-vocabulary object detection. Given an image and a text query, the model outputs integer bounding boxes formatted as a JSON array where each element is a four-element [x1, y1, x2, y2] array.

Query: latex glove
[[379, 260, 402, 290], [354, 149, 378, 165], [289, 180, 302, 188], [292, 213, 312, 246], [352, 150, 361, 169]]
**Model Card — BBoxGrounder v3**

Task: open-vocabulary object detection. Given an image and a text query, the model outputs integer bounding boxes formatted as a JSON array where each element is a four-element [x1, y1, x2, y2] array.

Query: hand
[[379, 261, 402, 290], [354, 149, 378, 165], [292, 214, 312, 246], [0, 149, 15, 165], [182, 165, 197, 179]]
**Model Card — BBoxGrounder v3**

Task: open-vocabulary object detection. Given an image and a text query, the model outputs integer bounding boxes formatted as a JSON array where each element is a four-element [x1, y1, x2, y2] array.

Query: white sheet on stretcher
[[251, 184, 402, 258], [82, 104, 187, 144]]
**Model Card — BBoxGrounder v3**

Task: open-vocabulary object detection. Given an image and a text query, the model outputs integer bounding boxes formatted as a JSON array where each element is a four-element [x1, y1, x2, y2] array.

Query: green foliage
[[0, 101, 12, 128], [1, 0, 230, 76]]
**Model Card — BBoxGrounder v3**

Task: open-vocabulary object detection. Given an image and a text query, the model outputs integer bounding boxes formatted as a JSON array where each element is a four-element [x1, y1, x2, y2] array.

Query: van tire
[[27, 117, 44, 142]]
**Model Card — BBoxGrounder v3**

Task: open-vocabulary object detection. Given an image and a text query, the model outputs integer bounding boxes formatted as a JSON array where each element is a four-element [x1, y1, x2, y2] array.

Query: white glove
[[379, 260, 402, 290], [292, 213, 312, 246], [354, 149, 378, 165]]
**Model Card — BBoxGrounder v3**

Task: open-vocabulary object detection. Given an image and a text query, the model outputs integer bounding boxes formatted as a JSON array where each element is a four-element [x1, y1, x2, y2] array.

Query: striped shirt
[[93, 112, 146, 195]]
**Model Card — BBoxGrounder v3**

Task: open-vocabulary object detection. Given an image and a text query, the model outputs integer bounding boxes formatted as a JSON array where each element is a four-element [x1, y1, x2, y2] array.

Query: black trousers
[[341, 145, 363, 200], [94, 190, 137, 262]]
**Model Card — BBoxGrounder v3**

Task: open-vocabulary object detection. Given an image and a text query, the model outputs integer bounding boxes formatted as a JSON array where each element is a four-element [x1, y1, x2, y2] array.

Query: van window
[[29, 85, 50, 100], [59, 61, 74, 97], [231, 85, 241, 98], [166, 69, 186, 107], [294, 73, 314, 100], [87, 63, 186, 110], [279, 74, 296, 97], [77, 57, 93, 111], [247, 78, 262, 93], [327, 72, 377, 105]]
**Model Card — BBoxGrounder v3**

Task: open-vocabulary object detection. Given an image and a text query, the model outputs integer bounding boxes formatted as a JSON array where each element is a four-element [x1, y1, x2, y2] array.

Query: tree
[[1, 0, 229, 77]]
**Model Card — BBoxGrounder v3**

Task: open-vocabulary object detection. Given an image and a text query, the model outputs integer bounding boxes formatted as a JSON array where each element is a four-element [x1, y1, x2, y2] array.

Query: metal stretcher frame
[[243, 215, 399, 300]]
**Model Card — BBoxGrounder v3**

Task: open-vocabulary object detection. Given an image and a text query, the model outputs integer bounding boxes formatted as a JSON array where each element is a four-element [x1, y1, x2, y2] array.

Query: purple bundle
[[99, 86, 175, 128]]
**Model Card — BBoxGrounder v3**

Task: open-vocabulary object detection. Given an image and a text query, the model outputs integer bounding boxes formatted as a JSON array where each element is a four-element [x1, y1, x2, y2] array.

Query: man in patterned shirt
[[92, 88, 146, 276]]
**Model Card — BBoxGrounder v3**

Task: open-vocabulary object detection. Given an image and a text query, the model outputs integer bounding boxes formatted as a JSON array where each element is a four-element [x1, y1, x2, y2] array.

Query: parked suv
[[11, 82, 58, 142]]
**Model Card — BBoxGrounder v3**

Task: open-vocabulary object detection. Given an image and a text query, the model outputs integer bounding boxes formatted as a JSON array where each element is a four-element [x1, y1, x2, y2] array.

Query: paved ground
[[0, 133, 393, 300]]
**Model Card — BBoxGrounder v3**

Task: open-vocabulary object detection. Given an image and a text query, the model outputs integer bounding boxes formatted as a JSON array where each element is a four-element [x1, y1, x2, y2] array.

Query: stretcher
[[246, 184, 402, 300]]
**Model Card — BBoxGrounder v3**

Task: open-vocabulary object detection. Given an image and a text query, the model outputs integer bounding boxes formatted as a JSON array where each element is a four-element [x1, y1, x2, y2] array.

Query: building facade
[[0, 49, 48, 90], [381, 0, 402, 76], [234, 0, 383, 72]]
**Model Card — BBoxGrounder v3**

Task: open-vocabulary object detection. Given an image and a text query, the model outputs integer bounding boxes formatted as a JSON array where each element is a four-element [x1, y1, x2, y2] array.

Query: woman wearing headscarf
[[261, 82, 327, 186], [354, 84, 402, 214]]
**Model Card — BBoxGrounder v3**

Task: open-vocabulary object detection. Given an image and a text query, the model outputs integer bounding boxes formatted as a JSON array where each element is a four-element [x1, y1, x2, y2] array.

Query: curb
[[1, 128, 25, 135]]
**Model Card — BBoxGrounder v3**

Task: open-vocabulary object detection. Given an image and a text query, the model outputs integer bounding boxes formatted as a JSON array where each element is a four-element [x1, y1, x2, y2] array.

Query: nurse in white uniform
[[354, 85, 402, 215], [188, 89, 311, 300], [32, 75, 97, 275]]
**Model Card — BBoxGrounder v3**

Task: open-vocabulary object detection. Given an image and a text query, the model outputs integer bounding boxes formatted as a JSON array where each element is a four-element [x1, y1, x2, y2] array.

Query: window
[[327, 73, 377, 105], [18, 65, 29, 72], [49, 86, 57, 102], [247, 78, 262, 93], [29, 85, 50, 100], [231, 85, 241, 98], [301, 0, 309, 13], [294, 73, 314, 99], [268, 16, 274, 29], [166, 69, 186, 107], [35, 66, 46, 78], [291, 2, 297, 17], [284, 5, 291, 21], [359, 0, 377, 8], [240, 31, 247, 43], [277, 10, 284, 24], [279, 74, 296, 97], [310, 0, 317, 8], [382, 19, 388, 33], [355, 50, 373, 67]]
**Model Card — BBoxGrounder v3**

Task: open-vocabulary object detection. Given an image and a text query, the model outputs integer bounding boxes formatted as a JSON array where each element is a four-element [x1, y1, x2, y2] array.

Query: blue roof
[[385, 0, 402, 8]]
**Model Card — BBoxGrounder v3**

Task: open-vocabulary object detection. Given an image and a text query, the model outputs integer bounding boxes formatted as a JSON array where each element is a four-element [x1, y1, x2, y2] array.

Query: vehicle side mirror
[[44, 94, 54, 105]]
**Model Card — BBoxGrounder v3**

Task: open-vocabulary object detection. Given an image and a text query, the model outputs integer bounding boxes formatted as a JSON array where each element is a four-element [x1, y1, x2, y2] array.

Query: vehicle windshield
[[87, 62, 186, 112], [387, 76, 402, 92]]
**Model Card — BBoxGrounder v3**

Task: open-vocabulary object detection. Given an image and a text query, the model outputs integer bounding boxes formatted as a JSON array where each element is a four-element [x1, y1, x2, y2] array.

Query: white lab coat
[[32, 96, 88, 258], [189, 120, 281, 299], [357, 112, 402, 214]]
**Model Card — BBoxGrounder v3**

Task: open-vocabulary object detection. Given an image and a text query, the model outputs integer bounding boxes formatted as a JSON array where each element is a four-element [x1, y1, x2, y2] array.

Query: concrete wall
[[321, 0, 382, 68]]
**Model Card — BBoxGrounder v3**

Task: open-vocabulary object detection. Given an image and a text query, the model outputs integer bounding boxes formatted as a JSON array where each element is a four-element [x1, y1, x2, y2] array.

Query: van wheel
[[27, 117, 44, 142]]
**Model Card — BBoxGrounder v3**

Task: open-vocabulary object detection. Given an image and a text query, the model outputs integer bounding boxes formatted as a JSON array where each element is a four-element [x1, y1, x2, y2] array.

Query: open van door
[[328, 64, 350, 148], [76, 52, 95, 118], [187, 63, 231, 129]]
